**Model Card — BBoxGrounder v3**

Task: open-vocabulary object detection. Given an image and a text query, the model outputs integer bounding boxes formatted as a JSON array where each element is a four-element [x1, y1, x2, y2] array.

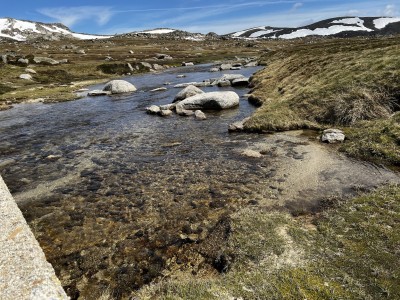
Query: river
[[1, 64, 398, 299]]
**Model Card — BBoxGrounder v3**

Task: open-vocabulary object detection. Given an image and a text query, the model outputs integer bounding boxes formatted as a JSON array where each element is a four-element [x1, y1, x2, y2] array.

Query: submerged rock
[[176, 91, 239, 111], [159, 109, 173, 117], [150, 87, 167, 92], [241, 149, 262, 158], [194, 110, 207, 120], [228, 117, 250, 132], [174, 85, 204, 103], [103, 80, 137, 94], [321, 129, 345, 143]]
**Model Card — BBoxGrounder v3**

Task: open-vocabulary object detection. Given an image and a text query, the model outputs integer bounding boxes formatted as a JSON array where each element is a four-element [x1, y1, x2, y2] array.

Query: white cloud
[[38, 6, 114, 27], [384, 4, 398, 16], [291, 3, 304, 12]]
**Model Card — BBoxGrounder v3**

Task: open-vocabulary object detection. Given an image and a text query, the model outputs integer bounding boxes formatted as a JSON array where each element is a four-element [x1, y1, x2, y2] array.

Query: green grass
[[136, 185, 400, 299], [340, 112, 400, 166], [246, 37, 400, 131], [244, 36, 400, 165]]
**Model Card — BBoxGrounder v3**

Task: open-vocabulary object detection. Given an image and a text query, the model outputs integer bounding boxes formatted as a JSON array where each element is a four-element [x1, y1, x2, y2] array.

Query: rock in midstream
[[103, 80, 137, 94], [175, 91, 239, 111], [174, 85, 205, 103]]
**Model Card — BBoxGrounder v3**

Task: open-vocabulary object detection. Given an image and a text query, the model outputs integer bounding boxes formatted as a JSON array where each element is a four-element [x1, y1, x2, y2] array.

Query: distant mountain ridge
[[228, 17, 400, 39], [1, 16, 400, 42], [0, 18, 111, 41]]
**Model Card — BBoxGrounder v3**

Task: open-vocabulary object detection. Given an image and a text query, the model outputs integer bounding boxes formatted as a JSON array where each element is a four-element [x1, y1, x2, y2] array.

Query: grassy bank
[[136, 185, 400, 299], [133, 36, 400, 299], [245, 37, 400, 165]]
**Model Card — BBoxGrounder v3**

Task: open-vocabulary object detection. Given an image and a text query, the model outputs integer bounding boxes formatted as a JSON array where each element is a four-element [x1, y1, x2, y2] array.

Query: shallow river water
[[1, 65, 398, 299]]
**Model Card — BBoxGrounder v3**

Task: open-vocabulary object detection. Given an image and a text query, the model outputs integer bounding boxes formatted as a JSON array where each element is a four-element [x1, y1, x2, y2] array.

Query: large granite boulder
[[174, 85, 204, 103], [103, 80, 137, 94], [176, 91, 239, 111]]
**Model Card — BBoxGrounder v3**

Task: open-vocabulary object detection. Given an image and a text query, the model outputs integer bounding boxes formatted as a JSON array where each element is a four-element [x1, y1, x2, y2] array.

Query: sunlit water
[[1, 65, 279, 298]]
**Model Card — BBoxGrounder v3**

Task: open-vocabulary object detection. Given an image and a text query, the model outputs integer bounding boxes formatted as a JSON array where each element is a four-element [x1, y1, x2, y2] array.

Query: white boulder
[[321, 129, 345, 143], [19, 74, 32, 80], [103, 80, 137, 94], [174, 85, 204, 102], [176, 91, 239, 111]]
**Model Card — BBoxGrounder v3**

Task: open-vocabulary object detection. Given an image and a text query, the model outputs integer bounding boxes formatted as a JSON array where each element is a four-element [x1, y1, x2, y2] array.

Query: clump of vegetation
[[96, 62, 147, 75], [34, 69, 76, 84], [0, 83, 15, 95], [340, 112, 400, 166], [136, 185, 400, 299]]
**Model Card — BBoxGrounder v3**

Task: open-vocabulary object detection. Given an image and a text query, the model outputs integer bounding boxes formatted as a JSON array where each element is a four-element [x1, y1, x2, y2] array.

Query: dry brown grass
[[245, 37, 400, 132]]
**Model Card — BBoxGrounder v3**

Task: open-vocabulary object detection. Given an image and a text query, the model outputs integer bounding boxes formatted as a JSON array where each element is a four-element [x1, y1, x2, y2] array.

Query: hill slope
[[229, 17, 400, 39], [0, 18, 111, 41]]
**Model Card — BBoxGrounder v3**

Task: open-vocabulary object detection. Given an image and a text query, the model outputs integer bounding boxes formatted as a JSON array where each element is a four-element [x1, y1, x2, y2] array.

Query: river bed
[[0, 65, 398, 299]]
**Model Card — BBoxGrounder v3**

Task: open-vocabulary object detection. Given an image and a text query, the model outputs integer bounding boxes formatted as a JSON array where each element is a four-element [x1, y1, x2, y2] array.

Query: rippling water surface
[[1, 65, 277, 298]]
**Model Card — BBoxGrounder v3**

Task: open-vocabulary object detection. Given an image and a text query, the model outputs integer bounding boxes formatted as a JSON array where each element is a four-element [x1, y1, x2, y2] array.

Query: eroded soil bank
[[0, 65, 398, 299]]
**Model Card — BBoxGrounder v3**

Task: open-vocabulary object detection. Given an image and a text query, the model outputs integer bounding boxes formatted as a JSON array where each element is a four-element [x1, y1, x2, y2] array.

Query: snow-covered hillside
[[229, 17, 400, 39], [0, 18, 111, 41]]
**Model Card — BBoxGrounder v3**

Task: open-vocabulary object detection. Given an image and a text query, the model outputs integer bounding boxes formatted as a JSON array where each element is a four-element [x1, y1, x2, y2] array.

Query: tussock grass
[[136, 185, 400, 299], [341, 112, 400, 165], [246, 37, 400, 131]]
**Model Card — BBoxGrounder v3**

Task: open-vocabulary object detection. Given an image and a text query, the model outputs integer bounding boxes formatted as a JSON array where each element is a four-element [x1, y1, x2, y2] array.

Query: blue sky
[[2, 0, 399, 34]]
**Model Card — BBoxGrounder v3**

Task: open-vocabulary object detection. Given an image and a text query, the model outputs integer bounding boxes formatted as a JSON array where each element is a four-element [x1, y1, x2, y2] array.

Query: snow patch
[[331, 18, 370, 31], [250, 29, 278, 38], [138, 29, 176, 34], [280, 25, 372, 39], [0, 32, 25, 41], [373, 17, 400, 29], [331, 17, 363, 25], [70, 33, 111, 40], [185, 36, 205, 41], [12, 19, 40, 33], [232, 26, 265, 37]]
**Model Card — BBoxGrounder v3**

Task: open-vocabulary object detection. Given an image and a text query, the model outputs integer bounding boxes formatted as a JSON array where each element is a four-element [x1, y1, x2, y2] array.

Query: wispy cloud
[[291, 2, 303, 12], [37, 6, 114, 27], [179, 1, 400, 33], [384, 4, 399, 16]]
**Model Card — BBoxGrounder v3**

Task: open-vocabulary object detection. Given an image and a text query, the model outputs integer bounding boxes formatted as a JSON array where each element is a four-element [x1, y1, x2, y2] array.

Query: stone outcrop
[[0, 175, 68, 300]]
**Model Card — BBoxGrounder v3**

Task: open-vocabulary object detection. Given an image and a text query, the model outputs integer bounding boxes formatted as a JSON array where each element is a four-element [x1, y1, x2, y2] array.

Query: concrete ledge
[[0, 175, 68, 300]]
